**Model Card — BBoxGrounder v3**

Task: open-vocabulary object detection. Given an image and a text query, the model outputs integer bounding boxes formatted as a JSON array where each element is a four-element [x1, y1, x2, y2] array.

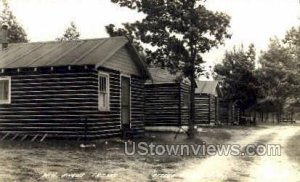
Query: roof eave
[[125, 43, 152, 80]]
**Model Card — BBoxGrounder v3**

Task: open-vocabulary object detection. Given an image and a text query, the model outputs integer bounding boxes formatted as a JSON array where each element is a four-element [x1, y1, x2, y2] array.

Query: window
[[183, 93, 190, 108], [98, 72, 110, 111], [0, 77, 11, 104]]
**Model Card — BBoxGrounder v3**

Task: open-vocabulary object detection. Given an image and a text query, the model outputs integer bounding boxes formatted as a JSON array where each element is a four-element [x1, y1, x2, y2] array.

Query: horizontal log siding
[[144, 83, 180, 126], [195, 94, 209, 124], [0, 66, 145, 139], [180, 83, 190, 125], [218, 100, 240, 124], [210, 96, 216, 123], [215, 97, 219, 123], [195, 94, 218, 124], [130, 76, 145, 136], [0, 67, 118, 139]]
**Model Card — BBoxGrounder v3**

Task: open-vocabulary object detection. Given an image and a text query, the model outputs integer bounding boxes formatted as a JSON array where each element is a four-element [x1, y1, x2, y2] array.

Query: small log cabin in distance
[[195, 81, 222, 125], [144, 68, 190, 127], [219, 99, 241, 125], [0, 28, 150, 140]]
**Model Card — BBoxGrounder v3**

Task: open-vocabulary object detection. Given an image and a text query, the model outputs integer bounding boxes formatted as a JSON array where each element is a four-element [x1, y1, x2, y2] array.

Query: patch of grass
[[240, 156, 255, 162], [225, 178, 239, 182], [198, 129, 232, 141], [286, 133, 300, 165]]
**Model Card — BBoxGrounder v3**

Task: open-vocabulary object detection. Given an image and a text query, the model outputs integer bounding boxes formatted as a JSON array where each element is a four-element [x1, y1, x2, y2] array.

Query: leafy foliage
[[0, 0, 28, 43], [257, 27, 300, 113], [107, 0, 231, 76], [214, 44, 259, 111], [56, 21, 80, 41], [106, 23, 143, 52], [107, 0, 231, 134]]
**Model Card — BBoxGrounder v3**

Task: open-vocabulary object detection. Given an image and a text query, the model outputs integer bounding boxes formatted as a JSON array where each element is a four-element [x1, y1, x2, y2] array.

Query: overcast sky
[[1, 0, 300, 66]]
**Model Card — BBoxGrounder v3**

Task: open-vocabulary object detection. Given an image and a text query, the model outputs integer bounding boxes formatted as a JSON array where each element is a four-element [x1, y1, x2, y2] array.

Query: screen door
[[121, 76, 130, 126]]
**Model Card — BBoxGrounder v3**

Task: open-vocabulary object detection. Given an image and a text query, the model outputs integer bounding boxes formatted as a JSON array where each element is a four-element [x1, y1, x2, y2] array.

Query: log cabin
[[219, 99, 241, 125], [0, 28, 150, 140], [144, 68, 190, 127], [195, 81, 222, 125]]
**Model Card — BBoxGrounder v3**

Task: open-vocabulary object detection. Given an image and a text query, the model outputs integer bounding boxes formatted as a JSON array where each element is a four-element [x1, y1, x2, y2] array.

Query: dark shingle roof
[[0, 37, 129, 68], [195, 81, 220, 96]]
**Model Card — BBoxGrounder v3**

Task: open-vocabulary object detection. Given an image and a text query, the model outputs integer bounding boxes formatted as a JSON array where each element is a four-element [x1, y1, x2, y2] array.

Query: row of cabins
[[0, 30, 240, 140], [144, 69, 240, 127]]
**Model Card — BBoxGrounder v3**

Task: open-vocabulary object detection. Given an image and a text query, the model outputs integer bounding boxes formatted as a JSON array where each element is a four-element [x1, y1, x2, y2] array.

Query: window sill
[[0, 101, 11, 105], [99, 108, 110, 112]]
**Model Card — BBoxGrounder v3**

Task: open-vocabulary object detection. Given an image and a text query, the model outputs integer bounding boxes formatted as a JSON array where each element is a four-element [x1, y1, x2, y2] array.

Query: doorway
[[121, 76, 131, 128]]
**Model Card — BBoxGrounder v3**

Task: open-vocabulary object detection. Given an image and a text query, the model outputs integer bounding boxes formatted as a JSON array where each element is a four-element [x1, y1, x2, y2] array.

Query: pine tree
[[0, 0, 28, 43], [257, 27, 300, 120], [57, 21, 80, 41], [214, 44, 259, 111]]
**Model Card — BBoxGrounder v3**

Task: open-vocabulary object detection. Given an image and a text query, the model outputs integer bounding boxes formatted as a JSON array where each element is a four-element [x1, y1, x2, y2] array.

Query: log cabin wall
[[195, 94, 210, 124], [129, 75, 145, 135], [180, 83, 190, 126], [0, 65, 145, 139], [195, 94, 218, 124], [218, 100, 241, 125], [209, 95, 216, 123], [144, 83, 181, 126], [215, 97, 219, 123]]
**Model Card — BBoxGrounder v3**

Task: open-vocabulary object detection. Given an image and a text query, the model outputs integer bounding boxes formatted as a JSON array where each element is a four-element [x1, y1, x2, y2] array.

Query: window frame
[[0, 76, 11, 104], [98, 72, 110, 111]]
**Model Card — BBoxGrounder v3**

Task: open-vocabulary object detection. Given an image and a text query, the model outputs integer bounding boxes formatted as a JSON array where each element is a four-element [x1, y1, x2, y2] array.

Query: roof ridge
[[8, 36, 127, 45]]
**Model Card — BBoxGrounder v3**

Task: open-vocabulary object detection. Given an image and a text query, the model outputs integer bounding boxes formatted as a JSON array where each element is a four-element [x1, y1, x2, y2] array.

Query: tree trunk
[[188, 73, 196, 138], [187, 52, 196, 138]]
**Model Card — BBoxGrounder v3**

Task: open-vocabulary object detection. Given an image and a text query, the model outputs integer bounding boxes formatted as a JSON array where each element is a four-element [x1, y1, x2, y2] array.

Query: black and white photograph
[[0, 0, 299, 181]]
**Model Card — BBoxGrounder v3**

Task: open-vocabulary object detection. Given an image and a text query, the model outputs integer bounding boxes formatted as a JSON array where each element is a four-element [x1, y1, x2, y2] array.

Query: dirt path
[[177, 126, 300, 182]]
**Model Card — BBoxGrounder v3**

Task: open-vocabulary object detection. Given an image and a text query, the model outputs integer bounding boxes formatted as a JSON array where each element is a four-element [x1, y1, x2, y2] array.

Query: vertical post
[[188, 74, 195, 138]]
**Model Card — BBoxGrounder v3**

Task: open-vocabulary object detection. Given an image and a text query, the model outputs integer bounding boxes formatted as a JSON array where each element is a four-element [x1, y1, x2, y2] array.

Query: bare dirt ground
[[0, 125, 299, 182], [178, 125, 300, 182]]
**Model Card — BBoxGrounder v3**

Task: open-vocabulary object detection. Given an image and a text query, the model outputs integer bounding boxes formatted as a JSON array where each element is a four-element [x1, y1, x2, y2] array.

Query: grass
[[286, 132, 300, 165], [0, 126, 260, 181]]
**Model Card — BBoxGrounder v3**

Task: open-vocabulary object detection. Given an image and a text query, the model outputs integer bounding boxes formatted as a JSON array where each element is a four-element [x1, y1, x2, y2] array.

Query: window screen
[[98, 73, 109, 111], [0, 77, 10, 104]]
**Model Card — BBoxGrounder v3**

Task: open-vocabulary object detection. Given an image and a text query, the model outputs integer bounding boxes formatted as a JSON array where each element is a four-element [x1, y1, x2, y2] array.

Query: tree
[[214, 44, 259, 112], [257, 26, 300, 121], [106, 23, 144, 52], [284, 26, 300, 111], [0, 0, 28, 43], [107, 0, 231, 137], [56, 21, 80, 41], [284, 26, 300, 64]]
